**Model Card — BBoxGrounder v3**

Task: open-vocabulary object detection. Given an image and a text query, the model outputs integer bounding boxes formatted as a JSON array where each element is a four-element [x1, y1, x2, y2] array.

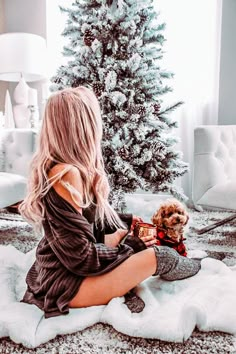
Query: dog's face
[[152, 199, 189, 231]]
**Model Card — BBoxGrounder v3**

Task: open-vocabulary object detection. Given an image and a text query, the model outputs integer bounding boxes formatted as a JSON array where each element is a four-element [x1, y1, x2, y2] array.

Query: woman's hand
[[105, 229, 128, 248], [138, 234, 157, 248], [130, 215, 156, 247]]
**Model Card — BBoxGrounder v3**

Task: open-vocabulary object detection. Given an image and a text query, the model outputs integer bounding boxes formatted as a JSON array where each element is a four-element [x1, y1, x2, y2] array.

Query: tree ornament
[[119, 146, 129, 160], [93, 81, 105, 97], [153, 103, 161, 114], [84, 29, 95, 46]]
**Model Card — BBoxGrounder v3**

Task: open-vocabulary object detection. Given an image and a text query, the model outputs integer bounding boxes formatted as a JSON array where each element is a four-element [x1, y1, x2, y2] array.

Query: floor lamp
[[0, 32, 47, 128]]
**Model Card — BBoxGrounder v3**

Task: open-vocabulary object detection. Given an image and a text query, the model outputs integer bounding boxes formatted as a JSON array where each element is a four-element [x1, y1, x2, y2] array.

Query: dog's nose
[[176, 216, 180, 222]]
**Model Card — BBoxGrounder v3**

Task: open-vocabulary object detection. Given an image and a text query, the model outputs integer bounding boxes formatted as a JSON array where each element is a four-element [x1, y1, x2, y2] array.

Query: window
[[46, 0, 73, 79]]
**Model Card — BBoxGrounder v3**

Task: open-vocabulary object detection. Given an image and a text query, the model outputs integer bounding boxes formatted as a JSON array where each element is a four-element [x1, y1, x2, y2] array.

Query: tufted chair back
[[0, 129, 37, 177], [193, 125, 236, 210]]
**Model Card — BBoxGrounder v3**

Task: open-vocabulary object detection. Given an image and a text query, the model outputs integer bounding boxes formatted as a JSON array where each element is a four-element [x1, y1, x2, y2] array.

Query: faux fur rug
[[0, 201, 236, 353]]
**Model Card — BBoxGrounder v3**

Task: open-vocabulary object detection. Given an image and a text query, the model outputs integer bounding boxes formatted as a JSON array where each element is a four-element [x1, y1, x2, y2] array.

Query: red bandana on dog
[[155, 230, 187, 257]]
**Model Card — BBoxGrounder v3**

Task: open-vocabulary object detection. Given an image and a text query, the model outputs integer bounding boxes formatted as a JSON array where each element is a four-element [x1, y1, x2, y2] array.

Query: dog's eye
[[177, 211, 184, 215], [167, 212, 172, 217]]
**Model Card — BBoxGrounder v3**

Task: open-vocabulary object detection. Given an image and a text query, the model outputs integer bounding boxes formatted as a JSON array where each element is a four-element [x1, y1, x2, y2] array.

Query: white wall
[[0, 0, 47, 117], [0, 0, 8, 111], [218, 0, 236, 125], [4, 0, 46, 38]]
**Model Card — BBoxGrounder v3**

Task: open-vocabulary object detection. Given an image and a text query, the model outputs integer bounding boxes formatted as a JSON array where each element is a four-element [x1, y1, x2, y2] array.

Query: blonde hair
[[20, 86, 124, 232]]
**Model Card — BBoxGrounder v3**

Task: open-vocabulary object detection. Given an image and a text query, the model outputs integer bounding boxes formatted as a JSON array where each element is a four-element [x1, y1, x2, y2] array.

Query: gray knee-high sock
[[153, 246, 201, 280]]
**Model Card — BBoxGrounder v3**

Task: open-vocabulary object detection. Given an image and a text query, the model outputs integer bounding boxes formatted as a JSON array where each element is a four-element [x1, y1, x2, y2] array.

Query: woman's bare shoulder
[[48, 163, 76, 177], [49, 163, 82, 190], [48, 163, 83, 213]]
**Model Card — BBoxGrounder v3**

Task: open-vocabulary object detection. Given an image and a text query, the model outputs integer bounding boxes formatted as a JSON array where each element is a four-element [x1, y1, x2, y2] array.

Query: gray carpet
[[0, 207, 236, 353]]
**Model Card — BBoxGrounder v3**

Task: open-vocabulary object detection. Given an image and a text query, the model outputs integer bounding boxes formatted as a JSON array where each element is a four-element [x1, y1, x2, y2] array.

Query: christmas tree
[[51, 0, 188, 210]]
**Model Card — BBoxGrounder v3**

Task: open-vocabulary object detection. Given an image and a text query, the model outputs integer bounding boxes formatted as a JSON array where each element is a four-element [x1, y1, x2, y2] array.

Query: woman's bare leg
[[69, 246, 201, 308], [69, 248, 156, 308]]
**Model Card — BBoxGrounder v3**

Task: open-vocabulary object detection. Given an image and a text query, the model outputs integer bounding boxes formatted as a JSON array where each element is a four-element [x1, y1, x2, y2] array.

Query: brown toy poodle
[[151, 199, 189, 256]]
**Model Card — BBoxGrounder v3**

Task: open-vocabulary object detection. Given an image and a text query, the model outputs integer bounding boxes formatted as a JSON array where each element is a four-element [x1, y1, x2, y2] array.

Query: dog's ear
[[152, 207, 164, 227], [184, 213, 189, 225]]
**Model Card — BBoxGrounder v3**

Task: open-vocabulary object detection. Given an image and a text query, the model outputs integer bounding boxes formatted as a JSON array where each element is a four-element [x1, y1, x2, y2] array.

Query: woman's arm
[[102, 213, 133, 235], [48, 225, 134, 277], [46, 164, 135, 276], [104, 229, 128, 247], [46, 164, 151, 275]]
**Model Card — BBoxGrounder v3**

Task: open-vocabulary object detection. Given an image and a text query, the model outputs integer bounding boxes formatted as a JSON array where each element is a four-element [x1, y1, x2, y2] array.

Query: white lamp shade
[[0, 32, 47, 82]]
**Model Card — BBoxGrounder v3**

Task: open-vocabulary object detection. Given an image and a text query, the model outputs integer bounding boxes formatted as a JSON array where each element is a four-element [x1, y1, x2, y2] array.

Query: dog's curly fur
[[151, 199, 189, 243]]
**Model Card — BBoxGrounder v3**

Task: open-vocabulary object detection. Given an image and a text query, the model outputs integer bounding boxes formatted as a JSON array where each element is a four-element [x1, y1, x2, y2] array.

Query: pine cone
[[152, 142, 164, 152], [84, 29, 95, 46], [71, 78, 82, 88], [130, 105, 137, 115], [139, 14, 148, 26], [113, 45, 129, 60], [100, 29, 110, 44], [153, 103, 161, 114], [138, 11, 148, 28], [113, 52, 129, 60], [119, 146, 129, 159], [93, 81, 105, 97], [137, 105, 146, 116]]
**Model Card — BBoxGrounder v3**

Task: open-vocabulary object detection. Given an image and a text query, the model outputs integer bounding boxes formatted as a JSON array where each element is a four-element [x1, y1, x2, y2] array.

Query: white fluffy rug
[[1, 244, 236, 349]]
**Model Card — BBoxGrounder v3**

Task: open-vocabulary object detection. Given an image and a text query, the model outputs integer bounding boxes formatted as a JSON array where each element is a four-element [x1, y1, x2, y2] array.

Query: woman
[[20, 86, 200, 318]]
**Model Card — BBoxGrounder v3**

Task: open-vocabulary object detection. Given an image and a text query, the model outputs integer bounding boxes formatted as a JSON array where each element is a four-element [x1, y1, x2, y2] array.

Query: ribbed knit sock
[[153, 246, 201, 280]]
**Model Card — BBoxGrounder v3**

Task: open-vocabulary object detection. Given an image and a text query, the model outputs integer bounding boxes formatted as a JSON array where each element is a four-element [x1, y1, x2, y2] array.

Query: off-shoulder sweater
[[21, 187, 146, 318]]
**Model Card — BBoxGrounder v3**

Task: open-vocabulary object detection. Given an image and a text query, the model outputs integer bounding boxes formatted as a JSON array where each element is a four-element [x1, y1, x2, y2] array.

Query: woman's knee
[[69, 248, 157, 308]]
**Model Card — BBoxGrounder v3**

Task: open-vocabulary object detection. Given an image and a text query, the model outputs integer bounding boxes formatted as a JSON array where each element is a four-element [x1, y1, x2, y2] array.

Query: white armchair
[[193, 125, 236, 211], [0, 129, 37, 209]]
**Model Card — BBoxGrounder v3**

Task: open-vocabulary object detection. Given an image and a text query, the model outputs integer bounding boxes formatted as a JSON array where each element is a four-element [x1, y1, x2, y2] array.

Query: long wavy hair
[[19, 86, 124, 232]]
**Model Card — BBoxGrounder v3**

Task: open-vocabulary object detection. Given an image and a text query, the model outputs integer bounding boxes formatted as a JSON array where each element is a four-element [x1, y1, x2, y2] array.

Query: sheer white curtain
[[46, 0, 72, 79], [156, 0, 223, 200]]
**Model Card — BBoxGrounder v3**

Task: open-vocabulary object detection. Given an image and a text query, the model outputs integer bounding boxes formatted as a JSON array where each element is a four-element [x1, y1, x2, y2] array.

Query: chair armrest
[[193, 125, 236, 205], [0, 129, 38, 177]]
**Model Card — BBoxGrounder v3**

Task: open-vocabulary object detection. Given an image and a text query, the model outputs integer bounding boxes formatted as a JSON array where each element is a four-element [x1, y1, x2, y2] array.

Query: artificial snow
[[0, 245, 236, 348]]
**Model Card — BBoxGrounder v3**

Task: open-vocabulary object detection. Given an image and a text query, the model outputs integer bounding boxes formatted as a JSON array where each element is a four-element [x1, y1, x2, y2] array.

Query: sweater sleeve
[[103, 213, 133, 234], [122, 233, 147, 254], [48, 225, 134, 277], [119, 213, 133, 230], [93, 212, 133, 243]]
